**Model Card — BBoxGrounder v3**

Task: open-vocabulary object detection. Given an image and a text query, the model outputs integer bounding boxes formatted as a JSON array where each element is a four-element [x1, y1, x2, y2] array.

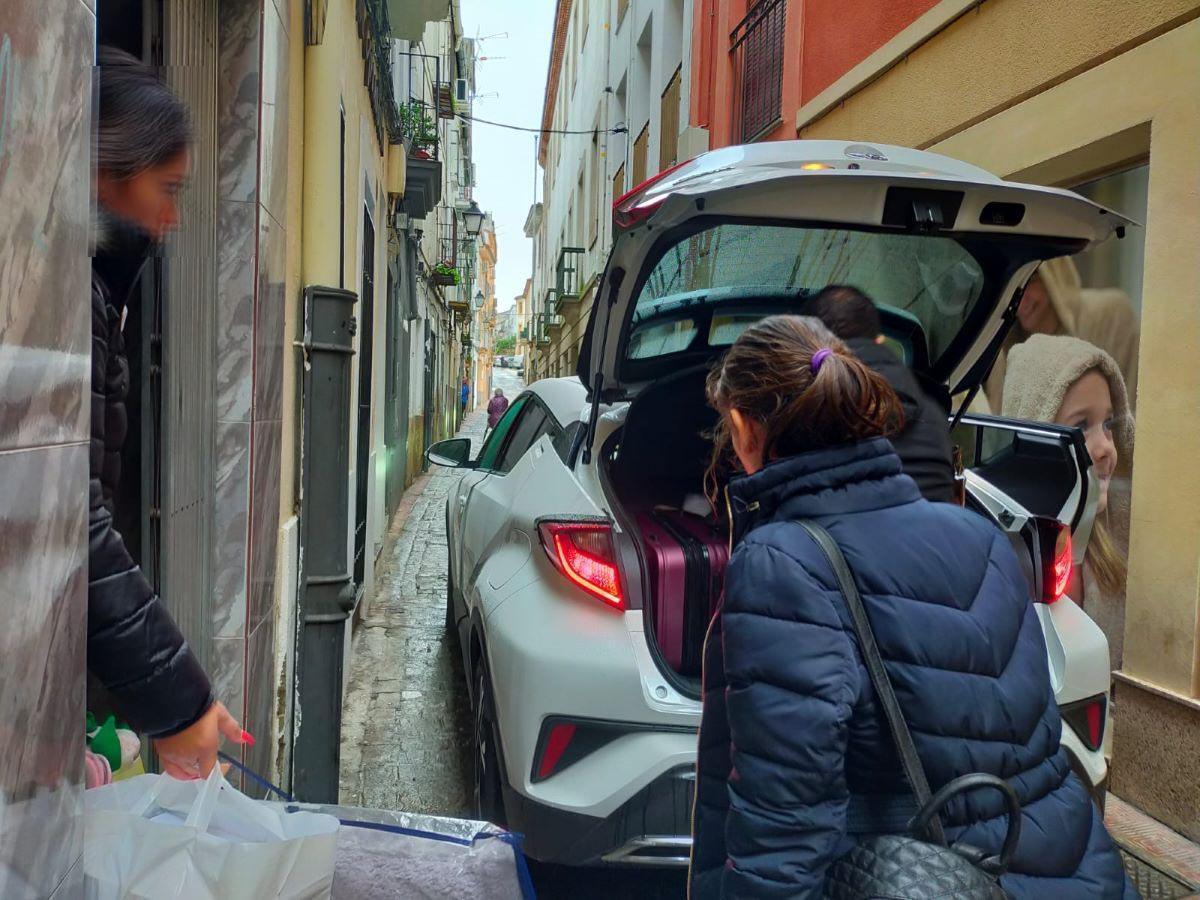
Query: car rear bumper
[[504, 764, 695, 866]]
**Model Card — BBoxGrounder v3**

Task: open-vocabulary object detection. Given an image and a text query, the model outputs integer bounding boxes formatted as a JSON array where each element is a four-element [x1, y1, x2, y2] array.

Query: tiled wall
[[212, 0, 289, 790], [0, 0, 93, 896]]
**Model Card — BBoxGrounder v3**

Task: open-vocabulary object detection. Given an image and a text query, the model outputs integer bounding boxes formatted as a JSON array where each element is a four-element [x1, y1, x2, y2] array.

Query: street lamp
[[462, 200, 485, 237], [473, 289, 485, 310]]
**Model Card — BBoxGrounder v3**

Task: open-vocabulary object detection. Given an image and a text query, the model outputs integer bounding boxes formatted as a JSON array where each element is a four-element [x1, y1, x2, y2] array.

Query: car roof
[[527, 377, 588, 425]]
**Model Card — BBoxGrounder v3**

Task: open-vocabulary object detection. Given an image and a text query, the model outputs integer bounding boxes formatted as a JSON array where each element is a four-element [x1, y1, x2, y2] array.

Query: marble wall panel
[[254, 210, 286, 421], [212, 421, 251, 638], [0, 4, 92, 452], [216, 200, 257, 423], [0, 443, 88, 899], [249, 417, 282, 634], [217, 0, 262, 202], [208, 635, 247, 791], [243, 616, 279, 797], [258, 0, 289, 225]]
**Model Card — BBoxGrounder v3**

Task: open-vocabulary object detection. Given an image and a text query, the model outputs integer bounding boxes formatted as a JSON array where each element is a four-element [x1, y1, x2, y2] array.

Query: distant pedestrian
[[690, 314, 1133, 899], [487, 389, 509, 429], [461, 379, 470, 413], [808, 284, 956, 502]]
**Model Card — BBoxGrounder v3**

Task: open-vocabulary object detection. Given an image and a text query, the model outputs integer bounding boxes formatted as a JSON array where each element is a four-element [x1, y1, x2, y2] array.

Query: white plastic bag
[[83, 766, 340, 900]]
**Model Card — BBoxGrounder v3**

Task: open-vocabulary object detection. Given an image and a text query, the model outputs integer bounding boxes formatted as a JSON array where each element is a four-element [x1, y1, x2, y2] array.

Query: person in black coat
[[808, 284, 956, 502], [91, 48, 247, 778], [691, 314, 1133, 898]]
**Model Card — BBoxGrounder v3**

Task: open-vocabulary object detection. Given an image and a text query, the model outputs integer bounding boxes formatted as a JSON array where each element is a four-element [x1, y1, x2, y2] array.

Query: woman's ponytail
[[705, 315, 904, 504]]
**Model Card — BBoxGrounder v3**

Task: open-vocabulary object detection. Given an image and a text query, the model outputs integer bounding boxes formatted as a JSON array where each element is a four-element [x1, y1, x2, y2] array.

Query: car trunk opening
[[602, 365, 725, 691]]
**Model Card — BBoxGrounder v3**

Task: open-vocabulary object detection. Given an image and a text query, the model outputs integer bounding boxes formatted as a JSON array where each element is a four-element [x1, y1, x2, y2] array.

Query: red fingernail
[[241, 730, 255, 746]]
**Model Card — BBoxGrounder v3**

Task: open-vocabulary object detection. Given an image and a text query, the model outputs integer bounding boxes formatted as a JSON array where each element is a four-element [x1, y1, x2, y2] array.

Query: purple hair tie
[[811, 348, 834, 373]]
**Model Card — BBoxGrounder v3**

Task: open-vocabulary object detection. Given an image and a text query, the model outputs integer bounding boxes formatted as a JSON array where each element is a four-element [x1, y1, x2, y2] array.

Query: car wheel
[[472, 658, 507, 826]]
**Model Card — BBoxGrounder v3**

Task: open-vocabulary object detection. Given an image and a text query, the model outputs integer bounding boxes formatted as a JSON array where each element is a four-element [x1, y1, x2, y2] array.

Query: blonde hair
[[1087, 516, 1126, 597]]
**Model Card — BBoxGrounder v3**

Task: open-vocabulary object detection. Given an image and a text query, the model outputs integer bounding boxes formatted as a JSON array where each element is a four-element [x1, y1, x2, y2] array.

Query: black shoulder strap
[[797, 520, 947, 846]]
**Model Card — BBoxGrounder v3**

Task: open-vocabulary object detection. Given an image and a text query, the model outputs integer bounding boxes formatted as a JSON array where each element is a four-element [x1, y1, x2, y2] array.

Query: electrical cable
[[456, 111, 627, 135]]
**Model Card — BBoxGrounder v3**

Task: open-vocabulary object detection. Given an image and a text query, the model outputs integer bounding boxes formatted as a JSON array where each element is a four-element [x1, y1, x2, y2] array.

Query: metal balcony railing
[[730, 0, 786, 143], [556, 247, 586, 301], [397, 50, 451, 161], [543, 287, 560, 317]]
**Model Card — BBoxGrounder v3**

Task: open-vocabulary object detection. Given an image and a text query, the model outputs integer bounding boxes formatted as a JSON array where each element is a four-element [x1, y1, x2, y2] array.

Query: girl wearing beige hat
[[1002, 333, 1134, 670]]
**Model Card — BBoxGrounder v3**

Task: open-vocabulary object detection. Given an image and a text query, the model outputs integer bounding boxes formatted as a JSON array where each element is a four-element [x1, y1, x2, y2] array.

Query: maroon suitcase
[[636, 509, 729, 676]]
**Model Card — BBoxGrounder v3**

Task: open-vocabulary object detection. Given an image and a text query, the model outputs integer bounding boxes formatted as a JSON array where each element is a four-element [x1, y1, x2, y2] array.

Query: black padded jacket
[[89, 213, 212, 737]]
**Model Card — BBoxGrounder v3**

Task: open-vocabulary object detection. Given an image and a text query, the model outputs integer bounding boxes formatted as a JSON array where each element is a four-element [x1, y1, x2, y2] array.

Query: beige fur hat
[[1001, 333, 1134, 459]]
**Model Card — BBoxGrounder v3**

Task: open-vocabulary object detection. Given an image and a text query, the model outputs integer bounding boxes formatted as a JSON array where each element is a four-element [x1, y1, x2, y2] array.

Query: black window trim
[[481, 391, 568, 476]]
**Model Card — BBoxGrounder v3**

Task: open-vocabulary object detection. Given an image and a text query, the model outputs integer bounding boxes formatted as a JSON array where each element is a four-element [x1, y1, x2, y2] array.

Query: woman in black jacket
[[91, 48, 246, 778], [690, 315, 1132, 898]]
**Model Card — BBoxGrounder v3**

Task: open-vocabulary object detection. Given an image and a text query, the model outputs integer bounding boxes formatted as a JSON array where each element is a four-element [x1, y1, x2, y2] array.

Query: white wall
[[536, 0, 690, 319]]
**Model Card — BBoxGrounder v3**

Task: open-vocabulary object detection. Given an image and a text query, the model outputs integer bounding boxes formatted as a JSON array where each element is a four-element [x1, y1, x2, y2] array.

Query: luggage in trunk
[[636, 508, 728, 676]]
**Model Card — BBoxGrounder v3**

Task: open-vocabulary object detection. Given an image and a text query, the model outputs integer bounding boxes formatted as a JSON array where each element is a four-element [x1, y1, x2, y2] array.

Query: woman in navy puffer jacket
[[690, 315, 1134, 899]]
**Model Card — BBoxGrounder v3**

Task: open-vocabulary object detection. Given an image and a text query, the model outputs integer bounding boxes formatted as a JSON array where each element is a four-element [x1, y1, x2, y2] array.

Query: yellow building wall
[[797, 0, 1200, 837]]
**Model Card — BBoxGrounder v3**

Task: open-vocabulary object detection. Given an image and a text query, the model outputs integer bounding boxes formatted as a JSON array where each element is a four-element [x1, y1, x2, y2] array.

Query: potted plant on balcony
[[432, 260, 461, 286], [400, 101, 439, 159]]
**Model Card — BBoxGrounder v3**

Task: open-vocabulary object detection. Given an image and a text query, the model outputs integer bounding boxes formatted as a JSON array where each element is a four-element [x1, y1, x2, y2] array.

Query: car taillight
[[537, 520, 625, 610], [1061, 695, 1107, 752], [1036, 520, 1073, 603], [612, 159, 691, 230]]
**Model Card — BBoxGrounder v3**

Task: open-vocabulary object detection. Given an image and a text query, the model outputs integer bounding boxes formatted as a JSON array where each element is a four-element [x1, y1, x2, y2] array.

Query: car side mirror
[[425, 438, 476, 469]]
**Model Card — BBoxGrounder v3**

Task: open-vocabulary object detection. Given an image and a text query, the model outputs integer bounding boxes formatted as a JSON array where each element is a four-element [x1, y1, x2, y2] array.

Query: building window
[[613, 162, 625, 205], [617, 0, 629, 28], [659, 65, 682, 170], [632, 123, 649, 186], [730, 0, 786, 142]]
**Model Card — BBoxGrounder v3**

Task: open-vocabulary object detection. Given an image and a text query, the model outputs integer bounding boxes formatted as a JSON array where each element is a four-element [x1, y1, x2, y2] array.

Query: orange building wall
[[691, 0, 933, 149], [800, 0, 939, 103]]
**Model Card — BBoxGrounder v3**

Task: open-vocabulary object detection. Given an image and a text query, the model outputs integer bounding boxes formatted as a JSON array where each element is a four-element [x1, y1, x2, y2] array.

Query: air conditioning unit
[[455, 78, 469, 105]]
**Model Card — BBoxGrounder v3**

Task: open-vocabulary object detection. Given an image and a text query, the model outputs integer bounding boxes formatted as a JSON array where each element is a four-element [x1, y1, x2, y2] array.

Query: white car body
[[435, 141, 1127, 865]]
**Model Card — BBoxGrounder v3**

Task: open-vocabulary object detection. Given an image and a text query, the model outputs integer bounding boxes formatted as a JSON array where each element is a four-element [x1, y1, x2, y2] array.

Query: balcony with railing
[[555, 247, 586, 303], [397, 49, 452, 217], [730, 0, 786, 143]]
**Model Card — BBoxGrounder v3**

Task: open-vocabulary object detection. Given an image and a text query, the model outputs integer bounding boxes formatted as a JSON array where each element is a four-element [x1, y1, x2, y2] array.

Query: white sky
[[461, 0, 556, 312]]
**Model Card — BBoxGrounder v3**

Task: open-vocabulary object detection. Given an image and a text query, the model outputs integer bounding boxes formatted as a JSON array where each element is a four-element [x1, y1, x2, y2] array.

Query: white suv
[[427, 141, 1128, 866]]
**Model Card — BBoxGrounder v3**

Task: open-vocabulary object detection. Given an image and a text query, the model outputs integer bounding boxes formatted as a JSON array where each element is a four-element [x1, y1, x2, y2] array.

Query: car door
[[449, 396, 528, 589], [459, 397, 561, 604]]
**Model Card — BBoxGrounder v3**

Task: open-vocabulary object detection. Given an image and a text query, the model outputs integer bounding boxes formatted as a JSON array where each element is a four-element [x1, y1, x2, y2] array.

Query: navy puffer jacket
[[690, 438, 1133, 899]]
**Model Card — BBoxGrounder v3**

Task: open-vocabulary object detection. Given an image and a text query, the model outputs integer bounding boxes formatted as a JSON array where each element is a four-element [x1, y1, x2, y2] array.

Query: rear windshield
[[629, 224, 986, 366]]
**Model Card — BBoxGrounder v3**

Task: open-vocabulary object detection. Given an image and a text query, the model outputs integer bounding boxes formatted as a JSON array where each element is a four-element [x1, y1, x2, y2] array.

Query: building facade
[[526, 0, 701, 383], [690, 0, 1200, 840], [471, 214, 498, 407], [514, 276, 534, 367]]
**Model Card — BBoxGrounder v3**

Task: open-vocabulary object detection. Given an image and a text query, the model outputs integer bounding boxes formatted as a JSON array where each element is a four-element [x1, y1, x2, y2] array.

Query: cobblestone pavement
[[339, 370, 687, 898], [339, 408, 484, 815]]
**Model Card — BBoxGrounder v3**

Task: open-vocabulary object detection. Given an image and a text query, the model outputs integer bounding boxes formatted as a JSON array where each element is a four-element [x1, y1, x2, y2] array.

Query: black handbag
[[798, 521, 1021, 900]]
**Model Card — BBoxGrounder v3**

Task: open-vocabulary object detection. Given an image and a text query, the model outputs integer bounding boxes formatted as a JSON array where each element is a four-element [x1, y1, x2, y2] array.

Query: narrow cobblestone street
[[340, 369, 688, 898], [339, 408, 485, 816]]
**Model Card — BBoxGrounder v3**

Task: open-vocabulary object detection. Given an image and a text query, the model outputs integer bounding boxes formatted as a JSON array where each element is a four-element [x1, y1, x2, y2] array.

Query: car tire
[[472, 657, 508, 827]]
